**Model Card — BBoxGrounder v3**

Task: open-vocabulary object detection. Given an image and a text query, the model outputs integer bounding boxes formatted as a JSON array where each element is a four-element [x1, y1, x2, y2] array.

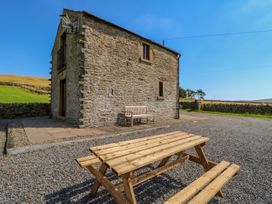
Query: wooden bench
[[164, 160, 240, 204], [123, 106, 154, 126]]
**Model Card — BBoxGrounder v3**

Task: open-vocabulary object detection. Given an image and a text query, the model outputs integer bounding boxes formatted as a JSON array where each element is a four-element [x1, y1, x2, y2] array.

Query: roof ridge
[[63, 8, 180, 56]]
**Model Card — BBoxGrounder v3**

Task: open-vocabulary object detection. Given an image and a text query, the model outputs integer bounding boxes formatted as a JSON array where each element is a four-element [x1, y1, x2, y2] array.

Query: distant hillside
[[180, 98, 272, 105], [0, 75, 50, 95], [0, 75, 50, 103], [254, 99, 272, 103], [0, 75, 50, 87]]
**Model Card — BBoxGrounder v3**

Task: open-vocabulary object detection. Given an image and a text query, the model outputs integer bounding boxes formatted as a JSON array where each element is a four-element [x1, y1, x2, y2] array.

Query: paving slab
[[16, 113, 208, 145], [21, 117, 108, 144]]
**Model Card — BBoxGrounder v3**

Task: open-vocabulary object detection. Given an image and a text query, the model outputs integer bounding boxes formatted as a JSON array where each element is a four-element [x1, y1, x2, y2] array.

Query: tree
[[179, 87, 186, 98], [196, 89, 206, 100], [186, 89, 196, 99]]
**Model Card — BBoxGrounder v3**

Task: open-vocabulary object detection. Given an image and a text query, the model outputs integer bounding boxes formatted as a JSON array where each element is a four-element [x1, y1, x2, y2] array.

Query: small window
[[159, 81, 164, 97], [57, 33, 66, 70], [142, 43, 150, 61]]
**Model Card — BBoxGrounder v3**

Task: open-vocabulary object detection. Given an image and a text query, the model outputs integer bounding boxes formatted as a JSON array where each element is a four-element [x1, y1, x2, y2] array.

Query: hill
[[0, 75, 50, 87], [0, 74, 50, 95], [0, 75, 50, 103], [254, 98, 272, 103]]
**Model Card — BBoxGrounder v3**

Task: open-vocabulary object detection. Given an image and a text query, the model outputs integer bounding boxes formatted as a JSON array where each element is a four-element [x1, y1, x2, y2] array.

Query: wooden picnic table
[[79, 131, 221, 204]]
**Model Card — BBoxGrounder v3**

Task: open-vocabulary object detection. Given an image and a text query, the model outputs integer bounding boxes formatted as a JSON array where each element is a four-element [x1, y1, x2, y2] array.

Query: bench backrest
[[125, 106, 148, 116]]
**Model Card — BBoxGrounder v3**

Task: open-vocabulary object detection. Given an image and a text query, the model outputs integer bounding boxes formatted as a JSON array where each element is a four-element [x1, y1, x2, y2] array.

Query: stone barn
[[51, 9, 180, 127]]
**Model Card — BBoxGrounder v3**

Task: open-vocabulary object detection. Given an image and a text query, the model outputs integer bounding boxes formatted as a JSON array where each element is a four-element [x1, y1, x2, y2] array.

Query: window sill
[[157, 96, 164, 100], [140, 58, 152, 65]]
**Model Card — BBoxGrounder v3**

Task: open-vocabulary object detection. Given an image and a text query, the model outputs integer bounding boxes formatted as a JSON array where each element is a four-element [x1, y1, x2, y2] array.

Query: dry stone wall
[[0, 103, 50, 119], [0, 82, 50, 95]]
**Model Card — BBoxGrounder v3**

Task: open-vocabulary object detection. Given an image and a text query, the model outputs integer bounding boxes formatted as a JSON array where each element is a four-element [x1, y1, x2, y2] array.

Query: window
[[142, 43, 150, 61], [159, 81, 164, 97], [57, 33, 66, 70], [59, 79, 66, 116]]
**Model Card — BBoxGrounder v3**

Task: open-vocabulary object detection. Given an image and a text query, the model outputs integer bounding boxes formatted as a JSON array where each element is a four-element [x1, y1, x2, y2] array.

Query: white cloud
[[239, 0, 272, 26], [240, 0, 272, 11]]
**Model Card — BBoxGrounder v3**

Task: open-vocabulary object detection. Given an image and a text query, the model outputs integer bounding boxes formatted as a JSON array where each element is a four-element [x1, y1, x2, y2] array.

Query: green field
[[182, 109, 272, 119], [0, 85, 49, 103]]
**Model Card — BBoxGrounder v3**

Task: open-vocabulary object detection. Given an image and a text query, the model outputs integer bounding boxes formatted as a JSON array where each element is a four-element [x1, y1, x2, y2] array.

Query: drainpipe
[[176, 54, 181, 119]]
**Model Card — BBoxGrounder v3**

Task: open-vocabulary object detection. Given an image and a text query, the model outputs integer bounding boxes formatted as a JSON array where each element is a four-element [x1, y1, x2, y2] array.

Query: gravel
[[0, 112, 271, 204]]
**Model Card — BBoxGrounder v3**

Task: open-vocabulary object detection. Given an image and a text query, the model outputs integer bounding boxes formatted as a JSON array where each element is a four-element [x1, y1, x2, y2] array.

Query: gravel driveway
[[0, 112, 271, 204]]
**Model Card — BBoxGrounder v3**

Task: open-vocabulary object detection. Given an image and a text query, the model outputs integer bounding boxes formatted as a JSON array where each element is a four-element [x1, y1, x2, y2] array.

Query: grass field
[[0, 86, 49, 103], [182, 109, 272, 119], [180, 98, 272, 105]]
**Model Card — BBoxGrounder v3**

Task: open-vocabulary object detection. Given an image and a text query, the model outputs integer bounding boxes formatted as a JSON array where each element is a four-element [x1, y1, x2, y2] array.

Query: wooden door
[[59, 79, 66, 116]]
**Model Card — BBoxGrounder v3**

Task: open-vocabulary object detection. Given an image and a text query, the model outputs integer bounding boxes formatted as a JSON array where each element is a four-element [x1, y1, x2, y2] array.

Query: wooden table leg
[[158, 156, 171, 167], [91, 163, 108, 197], [87, 164, 128, 204], [195, 145, 224, 198], [122, 172, 137, 204]]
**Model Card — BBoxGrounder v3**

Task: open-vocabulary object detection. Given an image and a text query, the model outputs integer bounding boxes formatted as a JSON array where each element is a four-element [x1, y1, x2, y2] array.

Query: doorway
[[59, 79, 66, 117]]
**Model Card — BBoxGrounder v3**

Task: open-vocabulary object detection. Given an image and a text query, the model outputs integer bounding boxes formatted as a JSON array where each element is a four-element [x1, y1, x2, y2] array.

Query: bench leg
[[195, 145, 224, 198], [131, 117, 133, 127], [122, 172, 137, 204], [91, 163, 108, 197]]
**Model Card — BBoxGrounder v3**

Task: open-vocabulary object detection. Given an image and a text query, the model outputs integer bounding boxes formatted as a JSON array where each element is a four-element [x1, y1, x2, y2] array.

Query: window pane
[[143, 45, 146, 59], [58, 33, 66, 69], [142, 44, 150, 60], [159, 82, 164, 97], [146, 45, 150, 60]]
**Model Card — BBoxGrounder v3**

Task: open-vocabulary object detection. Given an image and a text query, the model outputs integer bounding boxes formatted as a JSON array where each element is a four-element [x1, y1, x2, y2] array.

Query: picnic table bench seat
[[164, 160, 240, 204]]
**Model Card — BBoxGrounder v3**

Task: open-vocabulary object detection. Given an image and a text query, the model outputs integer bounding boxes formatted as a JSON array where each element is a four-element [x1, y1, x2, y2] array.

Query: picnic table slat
[[104, 135, 203, 167], [111, 137, 209, 175], [75, 155, 100, 167], [97, 134, 195, 161], [93, 132, 192, 156], [91, 131, 181, 151]]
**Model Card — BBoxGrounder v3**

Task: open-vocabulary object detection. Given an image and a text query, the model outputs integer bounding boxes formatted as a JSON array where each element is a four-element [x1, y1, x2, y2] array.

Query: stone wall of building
[[0, 103, 50, 119], [51, 10, 82, 125], [79, 14, 179, 127]]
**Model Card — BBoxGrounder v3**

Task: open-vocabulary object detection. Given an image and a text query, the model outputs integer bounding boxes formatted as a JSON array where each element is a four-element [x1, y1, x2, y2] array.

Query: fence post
[[195, 100, 202, 111]]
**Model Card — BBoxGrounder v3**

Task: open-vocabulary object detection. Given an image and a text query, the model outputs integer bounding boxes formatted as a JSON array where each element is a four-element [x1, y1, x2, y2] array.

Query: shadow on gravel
[[43, 173, 187, 204], [43, 173, 220, 204]]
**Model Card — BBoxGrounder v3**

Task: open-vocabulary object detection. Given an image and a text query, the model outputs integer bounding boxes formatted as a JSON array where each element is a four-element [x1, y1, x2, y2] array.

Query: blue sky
[[0, 0, 271, 100]]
